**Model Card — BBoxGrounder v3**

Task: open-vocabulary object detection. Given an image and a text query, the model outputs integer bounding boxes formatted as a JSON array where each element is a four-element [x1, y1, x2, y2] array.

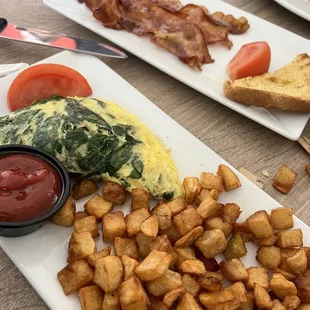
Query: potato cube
[[75, 211, 90, 220], [135, 232, 154, 258], [78, 285, 103, 310], [197, 271, 222, 292], [227, 281, 247, 302], [201, 172, 223, 193], [238, 292, 255, 310], [84, 194, 112, 221], [125, 208, 150, 237], [223, 203, 241, 224], [72, 179, 98, 200], [68, 232, 96, 263], [74, 215, 99, 237], [173, 206, 202, 236], [220, 259, 248, 282], [256, 246, 281, 269], [252, 235, 278, 247], [286, 248, 308, 275], [149, 235, 176, 259], [141, 214, 158, 238], [87, 247, 111, 267], [271, 273, 297, 300], [276, 230, 303, 248], [195, 188, 219, 205], [135, 249, 172, 281], [204, 217, 232, 237], [163, 287, 186, 308], [182, 274, 200, 297], [121, 255, 139, 281], [177, 292, 203, 310], [224, 234, 247, 259], [160, 223, 182, 245], [273, 268, 296, 281], [183, 177, 201, 204], [149, 297, 169, 310], [131, 188, 150, 211], [114, 237, 138, 259], [175, 247, 196, 267], [179, 259, 206, 276], [217, 164, 241, 191], [102, 181, 127, 205], [270, 207, 294, 230], [283, 295, 301, 310], [146, 269, 182, 297], [119, 276, 150, 310], [175, 226, 204, 248], [102, 211, 126, 241], [254, 283, 273, 309], [51, 196, 76, 227], [247, 210, 274, 239], [152, 203, 172, 230], [246, 267, 270, 290], [102, 291, 120, 310], [93, 256, 123, 293], [294, 275, 310, 303], [196, 196, 222, 220], [57, 259, 93, 295], [273, 165, 297, 194], [296, 304, 310, 310], [195, 229, 227, 258], [271, 299, 287, 310], [166, 196, 187, 215]]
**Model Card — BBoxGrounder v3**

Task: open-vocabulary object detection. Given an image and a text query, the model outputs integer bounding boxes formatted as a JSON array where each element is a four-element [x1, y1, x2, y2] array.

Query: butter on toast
[[224, 53, 310, 113]]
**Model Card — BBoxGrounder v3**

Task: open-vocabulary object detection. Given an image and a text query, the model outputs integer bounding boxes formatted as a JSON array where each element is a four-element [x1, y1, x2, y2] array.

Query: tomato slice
[[227, 42, 271, 81], [7, 64, 92, 111]]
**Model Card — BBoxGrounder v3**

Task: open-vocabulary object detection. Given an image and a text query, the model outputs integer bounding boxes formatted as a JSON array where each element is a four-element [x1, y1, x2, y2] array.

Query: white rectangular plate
[[43, 0, 310, 140], [274, 0, 310, 22], [0, 51, 309, 310]]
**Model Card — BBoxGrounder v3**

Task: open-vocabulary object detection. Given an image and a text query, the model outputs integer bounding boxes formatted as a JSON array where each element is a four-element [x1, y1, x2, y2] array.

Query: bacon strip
[[149, 0, 183, 12]]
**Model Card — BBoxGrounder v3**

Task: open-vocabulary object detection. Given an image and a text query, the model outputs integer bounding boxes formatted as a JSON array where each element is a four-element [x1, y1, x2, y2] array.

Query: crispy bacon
[[149, 0, 183, 12]]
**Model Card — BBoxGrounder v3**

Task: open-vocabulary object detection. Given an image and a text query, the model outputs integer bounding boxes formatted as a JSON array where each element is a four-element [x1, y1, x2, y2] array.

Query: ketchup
[[0, 154, 61, 222]]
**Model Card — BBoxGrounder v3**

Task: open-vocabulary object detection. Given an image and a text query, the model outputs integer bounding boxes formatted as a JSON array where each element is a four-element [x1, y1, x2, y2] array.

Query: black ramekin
[[0, 145, 70, 237]]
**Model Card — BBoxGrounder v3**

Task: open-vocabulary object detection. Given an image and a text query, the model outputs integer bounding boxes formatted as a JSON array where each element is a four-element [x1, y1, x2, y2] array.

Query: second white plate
[[274, 0, 310, 22]]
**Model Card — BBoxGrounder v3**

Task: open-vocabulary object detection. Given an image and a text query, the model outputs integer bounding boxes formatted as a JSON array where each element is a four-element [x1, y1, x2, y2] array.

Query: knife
[[0, 18, 127, 59]]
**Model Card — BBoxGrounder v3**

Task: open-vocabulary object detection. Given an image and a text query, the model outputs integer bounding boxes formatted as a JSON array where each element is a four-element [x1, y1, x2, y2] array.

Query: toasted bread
[[224, 53, 310, 113]]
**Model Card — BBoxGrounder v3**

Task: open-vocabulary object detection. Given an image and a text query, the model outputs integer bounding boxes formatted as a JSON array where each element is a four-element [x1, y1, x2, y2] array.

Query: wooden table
[[0, 0, 310, 308]]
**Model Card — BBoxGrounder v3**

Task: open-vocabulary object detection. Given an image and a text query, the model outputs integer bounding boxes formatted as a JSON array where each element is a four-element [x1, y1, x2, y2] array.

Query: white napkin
[[0, 63, 28, 78]]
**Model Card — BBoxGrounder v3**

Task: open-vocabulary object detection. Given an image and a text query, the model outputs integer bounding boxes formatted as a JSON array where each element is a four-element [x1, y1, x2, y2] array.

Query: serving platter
[[274, 0, 310, 22], [43, 0, 310, 141], [0, 50, 310, 310]]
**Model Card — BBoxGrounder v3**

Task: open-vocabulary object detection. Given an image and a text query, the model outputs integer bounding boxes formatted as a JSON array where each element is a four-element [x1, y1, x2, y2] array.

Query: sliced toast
[[224, 53, 310, 113]]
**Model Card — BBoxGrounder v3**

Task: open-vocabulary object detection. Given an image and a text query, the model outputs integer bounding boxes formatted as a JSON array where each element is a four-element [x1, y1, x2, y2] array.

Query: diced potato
[[246, 267, 270, 290], [273, 165, 297, 194], [166, 196, 187, 215], [273, 268, 296, 281], [201, 257, 220, 272], [196, 196, 222, 220], [131, 188, 150, 211], [276, 230, 303, 248], [74, 215, 99, 237], [183, 177, 201, 204], [220, 259, 248, 282], [270, 273, 297, 300], [271, 299, 287, 310], [72, 179, 98, 200], [114, 237, 138, 259], [146, 269, 182, 297], [252, 235, 278, 247], [233, 222, 253, 242], [247, 210, 274, 239], [173, 206, 202, 236], [78, 285, 103, 310], [160, 223, 182, 245], [125, 208, 150, 237], [256, 246, 281, 269], [182, 274, 201, 297], [175, 226, 204, 248], [119, 276, 150, 310], [175, 247, 196, 267], [224, 234, 247, 259], [152, 203, 172, 230], [306, 164, 310, 176], [238, 292, 255, 310], [294, 275, 310, 303], [163, 286, 186, 308], [102, 181, 127, 205], [93, 255, 123, 293], [217, 164, 241, 191], [75, 211, 90, 220], [87, 247, 111, 267], [57, 259, 93, 295], [149, 297, 169, 310], [68, 232, 96, 263], [195, 189, 219, 205], [270, 207, 294, 230], [297, 304, 310, 310], [102, 291, 120, 310], [141, 214, 158, 238], [283, 295, 301, 310], [286, 248, 308, 275], [135, 250, 172, 281], [84, 194, 112, 221], [135, 232, 154, 258], [51, 196, 76, 227], [177, 292, 203, 310], [204, 217, 232, 237], [101, 211, 126, 242], [254, 283, 273, 309], [201, 172, 223, 193], [197, 271, 222, 292], [179, 259, 206, 276], [195, 229, 227, 258], [121, 255, 139, 281], [223, 203, 241, 224]]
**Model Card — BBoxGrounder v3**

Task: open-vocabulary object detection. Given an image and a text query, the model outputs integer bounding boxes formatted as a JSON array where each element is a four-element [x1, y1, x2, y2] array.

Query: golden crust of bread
[[224, 53, 310, 113]]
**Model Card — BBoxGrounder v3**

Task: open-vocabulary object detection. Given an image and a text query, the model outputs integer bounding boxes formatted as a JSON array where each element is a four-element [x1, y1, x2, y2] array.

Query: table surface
[[1, 0, 310, 309]]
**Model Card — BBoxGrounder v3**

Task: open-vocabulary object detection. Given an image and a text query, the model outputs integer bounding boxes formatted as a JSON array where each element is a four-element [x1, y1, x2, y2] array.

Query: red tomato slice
[[7, 64, 92, 111], [227, 42, 271, 81]]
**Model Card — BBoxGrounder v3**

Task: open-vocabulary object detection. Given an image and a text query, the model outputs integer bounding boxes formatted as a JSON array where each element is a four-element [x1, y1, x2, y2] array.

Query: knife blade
[[0, 18, 127, 59]]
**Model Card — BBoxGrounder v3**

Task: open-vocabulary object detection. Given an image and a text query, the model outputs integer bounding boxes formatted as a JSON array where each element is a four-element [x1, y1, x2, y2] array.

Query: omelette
[[0, 96, 183, 199]]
